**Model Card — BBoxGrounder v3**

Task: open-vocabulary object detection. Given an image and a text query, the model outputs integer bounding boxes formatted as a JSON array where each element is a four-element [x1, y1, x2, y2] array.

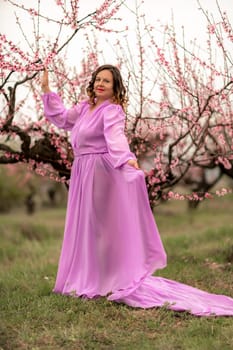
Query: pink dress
[[42, 92, 233, 316]]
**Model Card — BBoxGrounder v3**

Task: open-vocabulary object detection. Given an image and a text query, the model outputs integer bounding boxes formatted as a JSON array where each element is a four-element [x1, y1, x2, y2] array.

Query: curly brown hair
[[86, 64, 127, 110]]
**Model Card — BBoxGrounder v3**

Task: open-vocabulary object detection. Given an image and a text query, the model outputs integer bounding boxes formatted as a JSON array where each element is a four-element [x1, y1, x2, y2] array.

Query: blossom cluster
[[162, 188, 232, 201]]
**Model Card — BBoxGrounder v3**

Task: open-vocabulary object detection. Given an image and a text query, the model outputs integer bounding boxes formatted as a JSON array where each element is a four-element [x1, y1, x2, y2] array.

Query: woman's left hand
[[127, 159, 140, 169]]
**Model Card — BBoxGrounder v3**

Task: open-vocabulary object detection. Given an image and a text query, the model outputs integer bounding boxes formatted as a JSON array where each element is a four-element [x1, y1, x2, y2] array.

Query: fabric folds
[[42, 92, 233, 316]]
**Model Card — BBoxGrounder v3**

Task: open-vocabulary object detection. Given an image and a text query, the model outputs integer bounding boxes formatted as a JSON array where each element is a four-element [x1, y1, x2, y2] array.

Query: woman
[[41, 64, 233, 316]]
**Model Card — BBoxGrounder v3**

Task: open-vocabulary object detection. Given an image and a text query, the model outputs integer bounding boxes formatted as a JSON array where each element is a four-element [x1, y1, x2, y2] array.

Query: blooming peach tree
[[112, 1, 233, 207], [0, 0, 233, 209], [0, 0, 125, 182]]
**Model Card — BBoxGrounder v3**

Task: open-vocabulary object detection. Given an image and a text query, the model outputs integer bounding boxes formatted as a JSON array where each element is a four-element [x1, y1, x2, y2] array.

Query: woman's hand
[[41, 68, 51, 93], [127, 159, 140, 169]]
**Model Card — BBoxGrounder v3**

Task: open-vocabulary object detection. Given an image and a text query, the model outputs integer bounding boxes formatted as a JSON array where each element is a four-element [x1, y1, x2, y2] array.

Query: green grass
[[0, 197, 233, 350]]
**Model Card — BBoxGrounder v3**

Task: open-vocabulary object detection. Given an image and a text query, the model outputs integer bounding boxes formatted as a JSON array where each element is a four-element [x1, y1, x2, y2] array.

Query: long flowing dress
[[42, 92, 233, 316]]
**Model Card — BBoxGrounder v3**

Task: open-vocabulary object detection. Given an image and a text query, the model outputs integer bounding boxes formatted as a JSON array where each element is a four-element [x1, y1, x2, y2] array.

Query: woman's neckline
[[88, 99, 111, 114]]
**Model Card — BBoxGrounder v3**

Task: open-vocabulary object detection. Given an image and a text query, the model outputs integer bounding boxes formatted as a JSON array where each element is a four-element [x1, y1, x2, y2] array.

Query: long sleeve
[[41, 92, 85, 131], [103, 104, 136, 168]]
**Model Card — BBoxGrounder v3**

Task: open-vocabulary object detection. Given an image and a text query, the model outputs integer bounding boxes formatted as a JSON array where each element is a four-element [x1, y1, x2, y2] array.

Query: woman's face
[[93, 69, 114, 102]]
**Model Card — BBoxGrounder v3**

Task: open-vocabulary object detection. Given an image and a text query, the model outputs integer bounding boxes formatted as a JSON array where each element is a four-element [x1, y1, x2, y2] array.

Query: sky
[[1, 0, 232, 115], [1, 0, 233, 33], [1, 0, 233, 70]]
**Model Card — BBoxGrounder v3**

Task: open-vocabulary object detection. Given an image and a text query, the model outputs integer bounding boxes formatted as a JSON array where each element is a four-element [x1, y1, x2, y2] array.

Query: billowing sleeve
[[41, 92, 84, 131], [103, 104, 136, 168]]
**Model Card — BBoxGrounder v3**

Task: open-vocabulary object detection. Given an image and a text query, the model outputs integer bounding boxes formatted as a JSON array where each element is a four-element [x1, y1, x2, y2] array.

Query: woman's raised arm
[[41, 68, 51, 94], [41, 69, 86, 131]]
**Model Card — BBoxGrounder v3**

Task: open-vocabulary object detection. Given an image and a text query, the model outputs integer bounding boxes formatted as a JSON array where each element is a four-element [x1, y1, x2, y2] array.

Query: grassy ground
[[0, 196, 233, 350]]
